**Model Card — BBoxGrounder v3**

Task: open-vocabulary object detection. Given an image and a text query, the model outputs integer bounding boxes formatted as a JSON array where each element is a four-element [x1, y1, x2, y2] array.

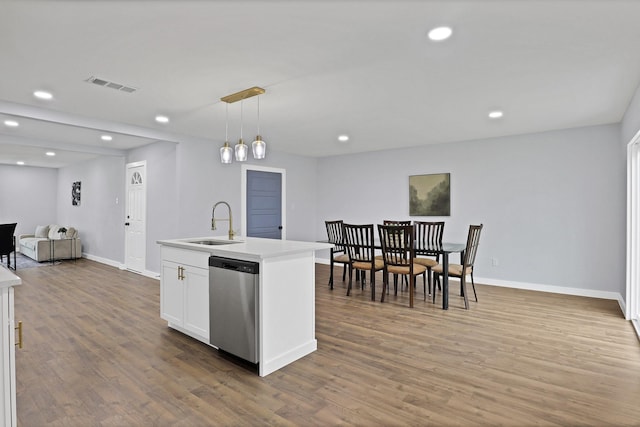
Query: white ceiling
[[1, 0, 640, 168]]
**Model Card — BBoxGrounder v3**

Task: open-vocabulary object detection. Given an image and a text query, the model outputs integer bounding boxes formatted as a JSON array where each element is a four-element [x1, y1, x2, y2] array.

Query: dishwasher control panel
[[209, 256, 259, 274]]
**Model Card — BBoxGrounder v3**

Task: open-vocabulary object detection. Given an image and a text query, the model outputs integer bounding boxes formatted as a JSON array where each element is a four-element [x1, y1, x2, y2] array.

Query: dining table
[[425, 242, 466, 310], [333, 238, 466, 309]]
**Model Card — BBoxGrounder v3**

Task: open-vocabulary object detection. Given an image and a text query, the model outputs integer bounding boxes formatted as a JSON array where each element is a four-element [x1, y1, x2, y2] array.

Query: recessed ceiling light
[[428, 26, 452, 41], [16, 161, 24, 166], [34, 90, 53, 100], [488, 110, 504, 119], [3, 120, 19, 127], [338, 135, 349, 143], [101, 135, 113, 141], [46, 151, 56, 156], [155, 115, 169, 123]]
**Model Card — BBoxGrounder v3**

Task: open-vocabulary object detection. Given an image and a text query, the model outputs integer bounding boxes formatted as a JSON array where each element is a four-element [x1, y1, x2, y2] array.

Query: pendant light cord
[[257, 97, 260, 135], [225, 103, 229, 142], [240, 101, 243, 140]]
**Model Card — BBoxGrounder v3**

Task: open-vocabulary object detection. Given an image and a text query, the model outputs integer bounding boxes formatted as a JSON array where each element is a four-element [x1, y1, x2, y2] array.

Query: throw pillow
[[48, 224, 60, 240], [34, 225, 49, 238]]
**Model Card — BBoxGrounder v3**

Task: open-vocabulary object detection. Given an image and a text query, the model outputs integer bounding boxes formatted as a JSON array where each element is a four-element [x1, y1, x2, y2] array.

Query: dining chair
[[342, 223, 383, 300], [0, 223, 18, 271], [377, 220, 412, 291], [324, 220, 350, 289], [432, 224, 483, 309], [377, 224, 427, 307], [413, 221, 445, 299]]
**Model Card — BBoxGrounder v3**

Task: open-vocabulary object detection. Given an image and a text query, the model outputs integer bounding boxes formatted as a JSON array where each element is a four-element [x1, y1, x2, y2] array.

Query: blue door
[[246, 170, 282, 239]]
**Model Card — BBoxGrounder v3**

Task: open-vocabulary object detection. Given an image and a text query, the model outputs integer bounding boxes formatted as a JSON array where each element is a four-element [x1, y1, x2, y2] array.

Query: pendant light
[[220, 103, 233, 164], [252, 96, 266, 159], [235, 100, 248, 162], [219, 86, 266, 164]]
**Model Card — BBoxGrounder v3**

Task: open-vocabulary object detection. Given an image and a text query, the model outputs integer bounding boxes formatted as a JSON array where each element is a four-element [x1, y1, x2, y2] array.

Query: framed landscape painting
[[409, 173, 450, 216]]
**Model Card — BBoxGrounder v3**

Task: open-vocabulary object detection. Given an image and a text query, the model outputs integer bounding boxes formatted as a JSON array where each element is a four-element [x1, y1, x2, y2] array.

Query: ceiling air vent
[[85, 76, 138, 94]]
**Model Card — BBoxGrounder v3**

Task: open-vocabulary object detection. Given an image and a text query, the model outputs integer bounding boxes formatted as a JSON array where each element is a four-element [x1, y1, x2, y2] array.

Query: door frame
[[625, 128, 640, 337], [241, 164, 286, 239], [125, 160, 147, 272]]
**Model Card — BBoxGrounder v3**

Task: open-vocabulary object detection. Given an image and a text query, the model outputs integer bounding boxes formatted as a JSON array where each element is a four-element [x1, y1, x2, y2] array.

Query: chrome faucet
[[211, 201, 235, 240]]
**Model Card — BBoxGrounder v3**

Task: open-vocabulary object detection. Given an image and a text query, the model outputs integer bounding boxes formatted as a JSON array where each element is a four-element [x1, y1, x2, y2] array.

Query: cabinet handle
[[178, 266, 185, 280], [15, 321, 23, 349]]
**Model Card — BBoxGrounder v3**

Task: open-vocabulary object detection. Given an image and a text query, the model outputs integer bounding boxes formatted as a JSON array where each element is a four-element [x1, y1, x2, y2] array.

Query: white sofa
[[19, 224, 82, 262]]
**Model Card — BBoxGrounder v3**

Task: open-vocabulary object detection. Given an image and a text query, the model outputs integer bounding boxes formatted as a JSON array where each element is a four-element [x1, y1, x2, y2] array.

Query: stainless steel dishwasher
[[209, 256, 259, 363]]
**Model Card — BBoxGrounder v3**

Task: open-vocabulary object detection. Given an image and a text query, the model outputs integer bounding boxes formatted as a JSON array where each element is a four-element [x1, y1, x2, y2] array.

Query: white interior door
[[125, 161, 146, 272]]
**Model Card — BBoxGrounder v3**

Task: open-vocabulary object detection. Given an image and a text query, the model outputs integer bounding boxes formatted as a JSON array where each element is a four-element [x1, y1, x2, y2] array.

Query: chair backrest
[[377, 224, 414, 267], [342, 223, 376, 264], [0, 223, 17, 254], [414, 221, 445, 256], [383, 220, 411, 226], [463, 224, 483, 268], [325, 220, 346, 253]]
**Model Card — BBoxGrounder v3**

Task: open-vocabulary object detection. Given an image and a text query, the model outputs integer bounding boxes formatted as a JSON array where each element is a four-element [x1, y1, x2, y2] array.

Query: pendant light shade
[[220, 103, 233, 163], [235, 139, 248, 161], [235, 101, 248, 161], [252, 136, 266, 159], [252, 96, 266, 159], [220, 142, 233, 164]]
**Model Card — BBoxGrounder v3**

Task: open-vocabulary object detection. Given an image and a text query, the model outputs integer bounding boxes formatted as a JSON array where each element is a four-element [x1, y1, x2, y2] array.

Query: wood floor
[[12, 259, 640, 426]]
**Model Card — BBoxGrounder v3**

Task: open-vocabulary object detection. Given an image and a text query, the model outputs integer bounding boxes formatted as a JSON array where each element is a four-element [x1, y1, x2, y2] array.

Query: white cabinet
[[160, 247, 209, 343], [0, 268, 21, 427]]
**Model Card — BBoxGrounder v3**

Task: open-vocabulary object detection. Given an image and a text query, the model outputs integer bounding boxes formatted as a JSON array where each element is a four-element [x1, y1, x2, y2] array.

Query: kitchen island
[[157, 236, 332, 377]]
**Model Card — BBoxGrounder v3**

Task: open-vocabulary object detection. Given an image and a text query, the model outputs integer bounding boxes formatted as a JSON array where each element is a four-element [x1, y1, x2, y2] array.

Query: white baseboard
[[82, 253, 160, 280], [632, 319, 640, 342], [475, 276, 623, 302], [318, 256, 623, 303]]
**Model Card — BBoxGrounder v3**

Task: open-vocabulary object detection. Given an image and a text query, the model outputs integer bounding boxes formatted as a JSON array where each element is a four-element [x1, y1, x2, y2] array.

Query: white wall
[[57, 156, 126, 263], [317, 123, 626, 294], [125, 138, 318, 273], [0, 165, 57, 237], [622, 83, 640, 145]]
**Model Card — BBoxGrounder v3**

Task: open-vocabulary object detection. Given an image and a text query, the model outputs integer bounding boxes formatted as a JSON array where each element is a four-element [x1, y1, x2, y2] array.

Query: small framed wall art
[[409, 173, 450, 216], [72, 181, 81, 206]]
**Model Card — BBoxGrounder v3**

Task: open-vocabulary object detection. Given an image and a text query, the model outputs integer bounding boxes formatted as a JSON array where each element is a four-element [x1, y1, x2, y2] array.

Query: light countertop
[[0, 266, 21, 289], [157, 236, 333, 260]]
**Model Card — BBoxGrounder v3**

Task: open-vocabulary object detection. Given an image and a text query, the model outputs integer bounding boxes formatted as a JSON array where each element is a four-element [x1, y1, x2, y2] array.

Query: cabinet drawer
[[161, 247, 210, 268]]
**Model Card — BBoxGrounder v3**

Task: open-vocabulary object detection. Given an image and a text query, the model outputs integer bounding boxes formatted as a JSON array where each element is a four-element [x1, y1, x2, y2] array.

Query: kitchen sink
[[186, 239, 241, 246]]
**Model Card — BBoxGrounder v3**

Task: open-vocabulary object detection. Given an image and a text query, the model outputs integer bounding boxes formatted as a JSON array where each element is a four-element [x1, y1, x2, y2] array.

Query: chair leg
[[433, 273, 438, 304], [342, 264, 347, 281], [471, 272, 478, 302], [381, 270, 387, 303], [461, 275, 469, 310], [422, 272, 427, 300], [346, 266, 353, 296], [329, 258, 334, 289], [370, 269, 376, 301]]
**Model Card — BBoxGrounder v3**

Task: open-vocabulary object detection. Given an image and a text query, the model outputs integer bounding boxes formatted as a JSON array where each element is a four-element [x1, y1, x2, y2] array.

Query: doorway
[[241, 165, 285, 239], [125, 161, 146, 272], [626, 129, 640, 337]]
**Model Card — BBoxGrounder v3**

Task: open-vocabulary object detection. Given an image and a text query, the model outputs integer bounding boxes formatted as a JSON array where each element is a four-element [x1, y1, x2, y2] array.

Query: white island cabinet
[[160, 247, 210, 343], [157, 236, 332, 377], [0, 267, 21, 427]]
